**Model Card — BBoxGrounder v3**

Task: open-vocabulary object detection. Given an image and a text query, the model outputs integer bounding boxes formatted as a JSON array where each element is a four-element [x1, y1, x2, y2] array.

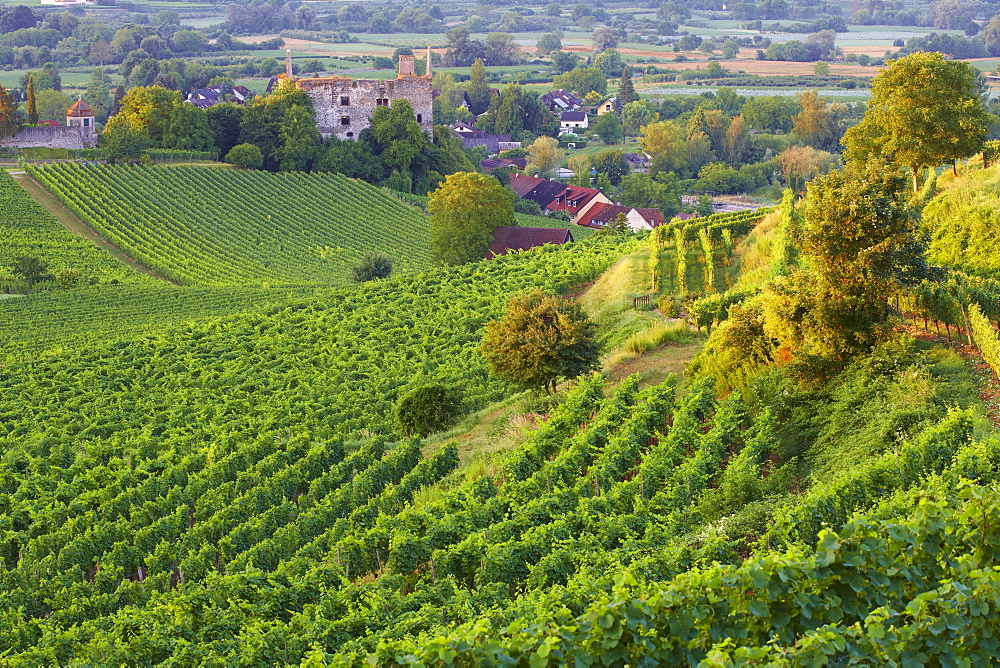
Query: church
[[291, 48, 434, 140]]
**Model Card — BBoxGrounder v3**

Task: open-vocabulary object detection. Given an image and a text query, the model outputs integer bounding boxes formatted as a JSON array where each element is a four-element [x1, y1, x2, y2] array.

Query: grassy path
[[11, 172, 178, 285]]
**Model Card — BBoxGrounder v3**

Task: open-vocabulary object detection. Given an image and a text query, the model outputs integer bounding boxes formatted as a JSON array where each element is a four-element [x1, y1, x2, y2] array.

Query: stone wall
[[2, 125, 96, 149], [297, 75, 433, 140]]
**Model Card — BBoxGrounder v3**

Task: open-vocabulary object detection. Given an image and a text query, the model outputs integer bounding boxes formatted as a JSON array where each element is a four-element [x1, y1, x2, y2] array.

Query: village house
[[185, 85, 254, 109], [624, 152, 652, 172], [597, 97, 622, 116], [559, 111, 589, 135], [541, 89, 584, 113], [573, 201, 665, 231], [510, 174, 611, 218]]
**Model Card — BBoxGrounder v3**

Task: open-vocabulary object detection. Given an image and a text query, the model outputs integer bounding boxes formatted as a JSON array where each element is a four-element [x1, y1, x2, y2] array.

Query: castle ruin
[[294, 48, 433, 141]]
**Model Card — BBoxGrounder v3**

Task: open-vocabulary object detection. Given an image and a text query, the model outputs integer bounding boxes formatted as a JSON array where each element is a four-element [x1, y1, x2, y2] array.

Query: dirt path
[[12, 173, 179, 285]]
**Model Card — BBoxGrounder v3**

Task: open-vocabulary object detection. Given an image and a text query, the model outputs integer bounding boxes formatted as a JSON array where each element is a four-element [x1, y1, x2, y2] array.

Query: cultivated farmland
[[28, 164, 434, 286]]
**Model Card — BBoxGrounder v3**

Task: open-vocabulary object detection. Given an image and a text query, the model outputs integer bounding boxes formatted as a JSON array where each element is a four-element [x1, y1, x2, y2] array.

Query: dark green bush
[[395, 383, 464, 436], [351, 252, 393, 283]]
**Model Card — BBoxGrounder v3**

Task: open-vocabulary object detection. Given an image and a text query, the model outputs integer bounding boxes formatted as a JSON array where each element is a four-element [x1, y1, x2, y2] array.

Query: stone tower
[[66, 98, 96, 146], [397, 54, 415, 77]]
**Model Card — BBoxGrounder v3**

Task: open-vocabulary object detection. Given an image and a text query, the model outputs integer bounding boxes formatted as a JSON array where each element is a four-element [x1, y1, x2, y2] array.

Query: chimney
[[398, 54, 415, 77], [285, 49, 292, 78], [426, 45, 432, 79]]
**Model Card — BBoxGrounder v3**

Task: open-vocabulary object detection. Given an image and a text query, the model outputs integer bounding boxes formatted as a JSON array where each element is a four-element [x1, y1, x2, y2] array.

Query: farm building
[[487, 226, 574, 259]]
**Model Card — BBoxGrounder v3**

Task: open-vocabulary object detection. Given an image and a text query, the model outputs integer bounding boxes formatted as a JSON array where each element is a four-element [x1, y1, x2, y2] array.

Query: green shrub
[[658, 294, 681, 317], [395, 383, 464, 437], [225, 143, 264, 169], [350, 252, 393, 283]]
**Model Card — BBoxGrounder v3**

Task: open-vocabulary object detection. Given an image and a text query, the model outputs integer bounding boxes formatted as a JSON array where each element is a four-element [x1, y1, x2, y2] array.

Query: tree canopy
[[480, 289, 600, 394], [842, 52, 994, 190], [428, 171, 513, 266]]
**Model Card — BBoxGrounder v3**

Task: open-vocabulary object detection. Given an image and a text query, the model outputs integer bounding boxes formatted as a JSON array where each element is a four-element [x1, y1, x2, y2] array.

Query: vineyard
[[26, 164, 437, 287], [6, 148, 1000, 665], [0, 171, 147, 291], [0, 284, 322, 363], [2, 349, 994, 663]]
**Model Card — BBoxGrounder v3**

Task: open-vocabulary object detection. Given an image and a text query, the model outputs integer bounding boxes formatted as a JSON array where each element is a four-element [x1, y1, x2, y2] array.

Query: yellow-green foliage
[[674, 227, 687, 294], [624, 321, 695, 354], [923, 165, 1000, 278], [580, 250, 659, 350], [648, 227, 662, 291], [970, 303, 1000, 380], [698, 227, 714, 293]]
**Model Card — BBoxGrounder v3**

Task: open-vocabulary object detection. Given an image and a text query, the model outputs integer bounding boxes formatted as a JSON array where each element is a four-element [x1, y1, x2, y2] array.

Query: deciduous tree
[[467, 58, 491, 115], [762, 166, 912, 368], [791, 89, 835, 149], [527, 135, 563, 175], [429, 171, 514, 265], [480, 289, 600, 393], [592, 112, 623, 144], [842, 51, 994, 191], [639, 120, 688, 173], [592, 26, 620, 52], [0, 85, 18, 139]]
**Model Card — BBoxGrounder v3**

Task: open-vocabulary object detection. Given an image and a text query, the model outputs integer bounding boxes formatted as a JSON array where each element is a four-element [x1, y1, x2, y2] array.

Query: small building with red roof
[[486, 226, 574, 259], [574, 202, 666, 231]]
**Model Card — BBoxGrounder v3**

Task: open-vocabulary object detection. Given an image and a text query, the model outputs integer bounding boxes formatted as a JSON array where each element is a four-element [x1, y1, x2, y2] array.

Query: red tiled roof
[[510, 174, 601, 214], [546, 185, 601, 214], [486, 226, 573, 258], [574, 202, 631, 229], [510, 174, 547, 198], [636, 208, 666, 227], [481, 158, 527, 171], [66, 98, 94, 117]]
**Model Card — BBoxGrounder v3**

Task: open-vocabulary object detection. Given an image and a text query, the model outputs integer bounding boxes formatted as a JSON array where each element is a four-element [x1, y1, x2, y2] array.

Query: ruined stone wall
[[2, 126, 95, 149], [297, 75, 433, 140]]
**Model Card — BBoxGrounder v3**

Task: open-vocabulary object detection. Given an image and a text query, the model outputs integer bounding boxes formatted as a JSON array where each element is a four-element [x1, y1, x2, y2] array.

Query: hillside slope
[[28, 164, 434, 286], [923, 164, 1000, 278], [0, 171, 150, 289]]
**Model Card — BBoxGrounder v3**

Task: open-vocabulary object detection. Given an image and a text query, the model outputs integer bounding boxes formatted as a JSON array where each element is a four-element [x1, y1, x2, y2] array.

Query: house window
[[376, 98, 390, 106], [416, 113, 422, 123], [341, 115, 350, 125], [346, 132, 354, 137], [339, 96, 349, 106], [83, 118, 89, 127]]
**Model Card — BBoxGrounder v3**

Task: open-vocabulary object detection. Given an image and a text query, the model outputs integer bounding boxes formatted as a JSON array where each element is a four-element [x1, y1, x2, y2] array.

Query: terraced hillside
[[27, 164, 434, 286]]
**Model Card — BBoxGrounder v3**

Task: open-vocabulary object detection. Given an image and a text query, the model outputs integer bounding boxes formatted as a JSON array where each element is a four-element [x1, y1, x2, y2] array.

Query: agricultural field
[[0, 171, 148, 289], [5, 0, 1000, 660], [0, 284, 319, 363], [28, 165, 434, 287]]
